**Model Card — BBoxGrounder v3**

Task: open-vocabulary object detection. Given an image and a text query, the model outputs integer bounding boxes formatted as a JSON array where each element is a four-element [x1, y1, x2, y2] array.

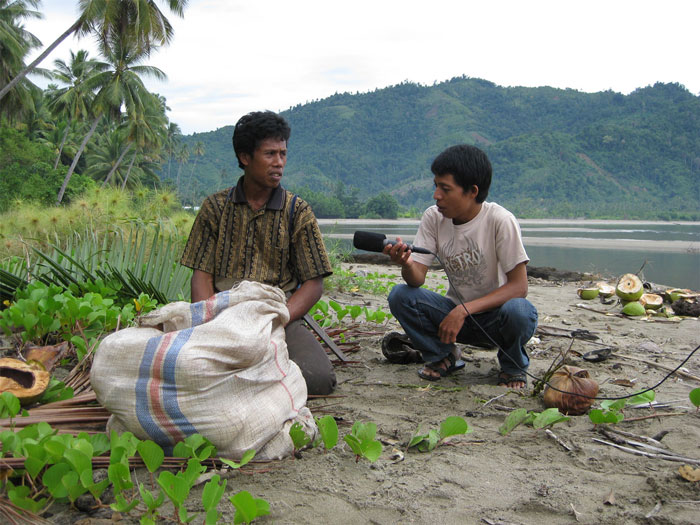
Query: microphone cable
[[414, 250, 698, 402]]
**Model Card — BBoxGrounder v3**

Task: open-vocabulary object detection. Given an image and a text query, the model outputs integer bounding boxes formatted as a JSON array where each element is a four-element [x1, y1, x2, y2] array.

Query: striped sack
[[90, 280, 317, 460]]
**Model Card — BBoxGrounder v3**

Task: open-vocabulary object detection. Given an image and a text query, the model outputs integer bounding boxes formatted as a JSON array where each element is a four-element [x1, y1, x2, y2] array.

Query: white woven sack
[[91, 280, 317, 460]]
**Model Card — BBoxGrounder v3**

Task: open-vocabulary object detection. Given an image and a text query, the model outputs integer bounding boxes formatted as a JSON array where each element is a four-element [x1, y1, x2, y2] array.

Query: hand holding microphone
[[352, 231, 433, 262]]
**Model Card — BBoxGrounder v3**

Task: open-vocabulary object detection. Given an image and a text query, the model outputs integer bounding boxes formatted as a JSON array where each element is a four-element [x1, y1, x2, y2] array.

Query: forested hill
[[172, 78, 700, 219]]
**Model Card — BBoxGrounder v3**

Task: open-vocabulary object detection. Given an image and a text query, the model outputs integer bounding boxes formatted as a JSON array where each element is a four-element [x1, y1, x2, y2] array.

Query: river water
[[318, 219, 700, 290]]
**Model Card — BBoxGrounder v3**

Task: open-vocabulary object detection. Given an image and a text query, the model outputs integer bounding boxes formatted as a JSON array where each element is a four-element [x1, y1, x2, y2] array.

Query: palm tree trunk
[[102, 143, 132, 187], [121, 155, 136, 190], [57, 115, 100, 204], [176, 162, 183, 190], [54, 124, 71, 169], [0, 20, 82, 102]]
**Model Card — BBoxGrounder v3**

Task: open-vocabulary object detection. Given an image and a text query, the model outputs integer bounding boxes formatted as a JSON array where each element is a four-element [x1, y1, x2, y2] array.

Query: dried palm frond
[[0, 497, 52, 525]]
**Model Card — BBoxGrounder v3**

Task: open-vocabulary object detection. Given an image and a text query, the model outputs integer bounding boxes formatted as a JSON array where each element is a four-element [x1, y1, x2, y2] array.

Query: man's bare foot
[[497, 371, 527, 390]]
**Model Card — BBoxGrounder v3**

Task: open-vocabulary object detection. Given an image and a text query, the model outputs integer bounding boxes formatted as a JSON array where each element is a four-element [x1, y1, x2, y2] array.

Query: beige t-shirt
[[411, 202, 529, 305]]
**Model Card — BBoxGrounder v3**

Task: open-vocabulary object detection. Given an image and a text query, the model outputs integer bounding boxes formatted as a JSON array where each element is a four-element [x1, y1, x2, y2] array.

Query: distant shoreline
[[323, 232, 699, 253], [318, 218, 700, 226], [319, 218, 699, 254]]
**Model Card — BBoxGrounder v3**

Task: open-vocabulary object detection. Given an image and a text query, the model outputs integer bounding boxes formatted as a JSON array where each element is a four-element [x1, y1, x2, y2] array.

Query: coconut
[[577, 287, 600, 300], [543, 365, 599, 415], [0, 358, 50, 406], [665, 288, 691, 303], [596, 282, 616, 298], [621, 301, 646, 316], [616, 274, 644, 302], [639, 293, 663, 310]]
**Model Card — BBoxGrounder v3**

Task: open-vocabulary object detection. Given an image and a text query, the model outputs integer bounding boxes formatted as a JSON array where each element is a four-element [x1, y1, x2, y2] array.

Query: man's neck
[[453, 202, 483, 225], [242, 176, 274, 210]]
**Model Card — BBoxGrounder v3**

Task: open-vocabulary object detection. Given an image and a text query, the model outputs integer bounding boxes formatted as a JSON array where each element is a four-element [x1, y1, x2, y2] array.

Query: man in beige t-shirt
[[384, 144, 537, 389]]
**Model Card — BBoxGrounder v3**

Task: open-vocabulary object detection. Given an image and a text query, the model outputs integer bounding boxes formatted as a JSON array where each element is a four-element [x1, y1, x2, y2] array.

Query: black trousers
[[285, 319, 336, 395]]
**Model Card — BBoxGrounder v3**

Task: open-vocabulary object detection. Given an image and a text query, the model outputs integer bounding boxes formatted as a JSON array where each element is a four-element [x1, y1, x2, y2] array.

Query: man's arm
[[383, 236, 429, 287], [438, 261, 529, 344], [191, 269, 215, 303], [286, 277, 324, 325]]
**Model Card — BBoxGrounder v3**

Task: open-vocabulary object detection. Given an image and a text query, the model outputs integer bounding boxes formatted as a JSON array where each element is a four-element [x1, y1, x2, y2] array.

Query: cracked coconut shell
[[0, 358, 50, 406], [640, 293, 663, 310], [615, 273, 644, 302], [543, 365, 599, 415]]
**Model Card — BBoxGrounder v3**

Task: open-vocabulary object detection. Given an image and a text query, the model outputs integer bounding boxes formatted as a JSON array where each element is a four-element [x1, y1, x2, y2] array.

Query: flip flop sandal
[[582, 347, 613, 363], [497, 371, 528, 388], [382, 332, 423, 364], [417, 354, 464, 381]]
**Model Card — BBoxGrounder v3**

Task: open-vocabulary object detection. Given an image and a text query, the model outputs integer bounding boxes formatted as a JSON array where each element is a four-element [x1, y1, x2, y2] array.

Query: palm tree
[[174, 142, 189, 195], [163, 121, 181, 180], [17, 85, 51, 138], [56, 33, 166, 203], [189, 140, 204, 174], [0, 0, 43, 121], [102, 91, 168, 188], [46, 49, 101, 167], [0, 0, 187, 103], [126, 151, 161, 189], [37, 119, 78, 167], [184, 140, 204, 203], [87, 126, 130, 185]]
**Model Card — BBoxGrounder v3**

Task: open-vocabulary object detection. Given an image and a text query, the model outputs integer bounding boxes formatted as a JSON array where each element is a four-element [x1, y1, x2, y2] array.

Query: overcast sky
[[25, 0, 700, 135]]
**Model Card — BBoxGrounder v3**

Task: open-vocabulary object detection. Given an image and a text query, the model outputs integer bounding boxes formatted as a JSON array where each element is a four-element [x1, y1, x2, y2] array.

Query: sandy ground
[[46, 263, 700, 524]]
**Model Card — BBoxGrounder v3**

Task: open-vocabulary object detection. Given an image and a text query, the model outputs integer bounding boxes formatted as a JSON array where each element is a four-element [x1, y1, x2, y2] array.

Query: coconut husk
[[671, 297, 700, 317], [23, 341, 71, 372], [0, 358, 51, 406]]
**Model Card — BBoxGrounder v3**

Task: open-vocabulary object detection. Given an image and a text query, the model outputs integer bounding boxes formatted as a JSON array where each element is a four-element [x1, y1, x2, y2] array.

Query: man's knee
[[388, 283, 411, 311], [285, 320, 337, 395], [305, 369, 337, 396], [500, 298, 538, 335]]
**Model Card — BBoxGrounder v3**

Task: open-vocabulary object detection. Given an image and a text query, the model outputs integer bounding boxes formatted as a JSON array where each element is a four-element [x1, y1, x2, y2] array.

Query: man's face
[[240, 138, 287, 190], [432, 173, 479, 223]]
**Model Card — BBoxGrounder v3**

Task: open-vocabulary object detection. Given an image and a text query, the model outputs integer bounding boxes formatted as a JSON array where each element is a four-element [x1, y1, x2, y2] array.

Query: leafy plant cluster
[[290, 415, 472, 462], [310, 299, 392, 329], [0, 402, 470, 523], [0, 405, 266, 525], [691, 388, 700, 412], [325, 269, 446, 300], [498, 407, 571, 436], [292, 184, 399, 220], [588, 390, 656, 425], [408, 416, 471, 452], [0, 280, 154, 360], [0, 128, 93, 214]]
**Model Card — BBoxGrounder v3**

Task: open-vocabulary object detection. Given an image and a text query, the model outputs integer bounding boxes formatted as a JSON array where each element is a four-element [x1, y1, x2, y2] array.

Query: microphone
[[352, 231, 433, 255]]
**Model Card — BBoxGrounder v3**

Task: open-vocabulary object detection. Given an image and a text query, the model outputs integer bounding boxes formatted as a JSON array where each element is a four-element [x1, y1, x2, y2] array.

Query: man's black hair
[[232, 111, 291, 169], [430, 144, 492, 203]]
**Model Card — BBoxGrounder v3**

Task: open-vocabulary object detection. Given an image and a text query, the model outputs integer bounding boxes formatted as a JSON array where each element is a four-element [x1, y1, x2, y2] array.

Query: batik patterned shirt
[[181, 177, 332, 292]]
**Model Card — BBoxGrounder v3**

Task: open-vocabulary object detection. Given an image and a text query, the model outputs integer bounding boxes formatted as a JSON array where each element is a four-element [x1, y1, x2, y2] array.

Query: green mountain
[[171, 77, 700, 219]]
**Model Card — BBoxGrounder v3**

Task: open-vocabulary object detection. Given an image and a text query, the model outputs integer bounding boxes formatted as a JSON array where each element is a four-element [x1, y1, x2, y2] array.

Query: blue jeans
[[387, 285, 538, 375]]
